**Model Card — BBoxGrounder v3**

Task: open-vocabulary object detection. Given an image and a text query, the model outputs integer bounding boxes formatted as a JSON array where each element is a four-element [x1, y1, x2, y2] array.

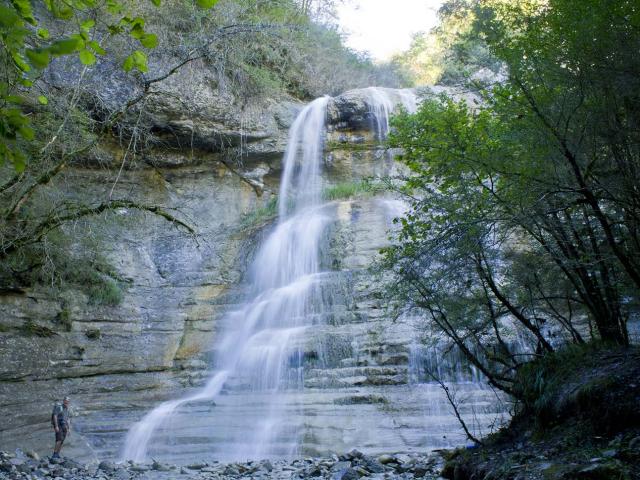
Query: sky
[[337, 0, 443, 61]]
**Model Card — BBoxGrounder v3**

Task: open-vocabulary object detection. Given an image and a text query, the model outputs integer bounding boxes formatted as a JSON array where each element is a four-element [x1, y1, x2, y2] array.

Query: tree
[[383, 0, 639, 395], [392, 0, 500, 86], [0, 0, 220, 173], [0, 0, 219, 295]]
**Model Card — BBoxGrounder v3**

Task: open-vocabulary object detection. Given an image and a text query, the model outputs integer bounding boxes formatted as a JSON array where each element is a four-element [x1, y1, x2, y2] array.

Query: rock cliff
[[0, 82, 500, 463]]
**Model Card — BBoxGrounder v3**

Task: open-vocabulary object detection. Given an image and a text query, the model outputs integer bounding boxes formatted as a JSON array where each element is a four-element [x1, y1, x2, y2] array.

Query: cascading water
[[120, 87, 505, 464], [123, 96, 331, 462]]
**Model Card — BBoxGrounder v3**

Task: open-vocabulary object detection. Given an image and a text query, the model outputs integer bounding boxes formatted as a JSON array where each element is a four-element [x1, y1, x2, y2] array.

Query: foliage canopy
[[385, 0, 640, 395]]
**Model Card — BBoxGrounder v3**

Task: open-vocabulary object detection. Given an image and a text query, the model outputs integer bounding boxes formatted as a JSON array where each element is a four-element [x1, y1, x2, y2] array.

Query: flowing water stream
[[121, 88, 501, 463]]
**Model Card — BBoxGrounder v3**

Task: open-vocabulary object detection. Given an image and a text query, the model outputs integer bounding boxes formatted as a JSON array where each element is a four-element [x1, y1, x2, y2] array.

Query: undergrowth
[[239, 196, 278, 230], [323, 179, 387, 201]]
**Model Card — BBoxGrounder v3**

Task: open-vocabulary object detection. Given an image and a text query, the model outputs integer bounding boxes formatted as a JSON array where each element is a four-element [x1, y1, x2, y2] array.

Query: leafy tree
[[0, 0, 219, 172], [393, 0, 500, 86], [384, 0, 639, 394]]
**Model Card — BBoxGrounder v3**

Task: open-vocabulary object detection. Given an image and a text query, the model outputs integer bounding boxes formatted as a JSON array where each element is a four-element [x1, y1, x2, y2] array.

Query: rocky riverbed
[[0, 450, 446, 480]]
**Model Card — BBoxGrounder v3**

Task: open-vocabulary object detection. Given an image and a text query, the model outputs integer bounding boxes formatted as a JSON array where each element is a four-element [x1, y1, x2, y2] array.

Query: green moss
[[56, 307, 72, 332], [20, 320, 56, 337], [85, 328, 101, 340]]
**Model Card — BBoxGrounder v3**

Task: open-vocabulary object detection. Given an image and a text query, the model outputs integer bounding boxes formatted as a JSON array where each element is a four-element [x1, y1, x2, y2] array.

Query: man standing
[[51, 396, 71, 460]]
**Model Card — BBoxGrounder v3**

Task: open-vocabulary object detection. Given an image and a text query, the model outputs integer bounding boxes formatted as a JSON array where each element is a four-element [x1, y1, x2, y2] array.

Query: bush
[[323, 179, 387, 201], [20, 320, 56, 337], [239, 196, 278, 230], [55, 307, 73, 332], [85, 328, 101, 340], [86, 278, 124, 306]]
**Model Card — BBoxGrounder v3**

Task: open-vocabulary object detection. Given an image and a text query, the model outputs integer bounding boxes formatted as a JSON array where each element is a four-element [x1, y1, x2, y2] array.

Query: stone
[[358, 456, 385, 474], [378, 454, 398, 465], [98, 460, 117, 473], [413, 463, 431, 478], [330, 461, 352, 472], [260, 460, 274, 472], [331, 467, 359, 480], [347, 449, 364, 459], [152, 460, 172, 471]]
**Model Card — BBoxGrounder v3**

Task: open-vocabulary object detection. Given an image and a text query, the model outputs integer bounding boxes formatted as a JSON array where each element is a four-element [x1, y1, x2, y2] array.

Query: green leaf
[[13, 151, 26, 173], [130, 23, 145, 39], [37, 28, 50, 39], [18, 125, 35, 141], [11, 52, 31, 72], [151, 0, 161, 5], [139, 33, 158, 49], [108, 24, 123, 35], [12, 0, 36, 25], [51, 2, 73, 19], [81, 19, 96, 31], [88, 40, 106, 55], [5, 95, 26, 104], [132, 50, 148, 72], [79, 49, 96, 65], [50, 38, 82, 55], [106, 0, 123, 14], [38, 95, 48, 105], [123, 50, 149, 73], [122, 54, 134, 72], [0, 6, 21, 28], [26, 49, 51, 69], [196, 0, 218, 8]]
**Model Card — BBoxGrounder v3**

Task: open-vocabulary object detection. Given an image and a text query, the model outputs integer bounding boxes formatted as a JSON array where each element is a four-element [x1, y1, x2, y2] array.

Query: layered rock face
[[0, 85, 502, 463]]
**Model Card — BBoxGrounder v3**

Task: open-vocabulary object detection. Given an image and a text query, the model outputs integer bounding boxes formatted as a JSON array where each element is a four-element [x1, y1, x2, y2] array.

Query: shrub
[[55, 307, 73, 332], [323, 179, 387, 201], [239, 196, 278, 230], [85, 329, 101, 340]]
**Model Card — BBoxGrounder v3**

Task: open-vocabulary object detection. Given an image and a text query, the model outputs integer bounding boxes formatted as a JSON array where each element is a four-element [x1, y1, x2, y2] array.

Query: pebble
[[0, 449, 444, 479]]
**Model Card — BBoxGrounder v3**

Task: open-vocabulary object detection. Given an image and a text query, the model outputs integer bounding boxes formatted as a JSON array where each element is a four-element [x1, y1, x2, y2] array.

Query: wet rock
[[378, 454, 398, 464], [330, 460, 352, 472], [357, 455, 385, 473], [331, 467, 360, 480], [260, 460, 274, 472], [413, 463, 432, 478], [345, 449, 364, 460], [152, 459, 173, 471], [98, 460, 117, 473]]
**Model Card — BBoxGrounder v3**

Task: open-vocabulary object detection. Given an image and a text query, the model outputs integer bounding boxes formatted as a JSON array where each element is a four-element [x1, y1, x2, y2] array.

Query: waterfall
[[121, 88, 498, 464], [122, 97, 330, 462]]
